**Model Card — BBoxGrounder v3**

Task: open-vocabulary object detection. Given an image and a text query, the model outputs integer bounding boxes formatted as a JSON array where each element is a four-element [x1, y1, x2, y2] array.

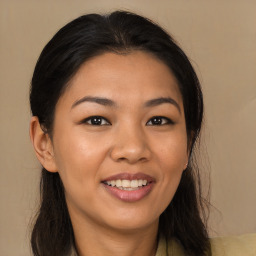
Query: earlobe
[[184, 133, 193, 171], [187, 131, 195, 158], [183, 162, 188, 170], [29, 116, 58, 173]]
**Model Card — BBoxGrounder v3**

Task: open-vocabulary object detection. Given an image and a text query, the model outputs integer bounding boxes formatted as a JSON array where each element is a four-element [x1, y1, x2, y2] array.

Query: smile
[[104, 179, 149, 190], [102, 173, 155, 202]]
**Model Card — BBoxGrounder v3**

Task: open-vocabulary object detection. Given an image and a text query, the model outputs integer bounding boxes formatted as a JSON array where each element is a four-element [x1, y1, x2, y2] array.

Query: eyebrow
[[71, 96, 116, 109], [71, 96, 181, 113], [144, 97, 181, 113]]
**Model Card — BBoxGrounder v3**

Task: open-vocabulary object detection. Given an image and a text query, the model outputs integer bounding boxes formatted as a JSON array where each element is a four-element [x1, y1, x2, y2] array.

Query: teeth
[[105, 179, 148, 189], [130, 180, 138, 188], [115, 180, 122, 187], [122, 180, 130, 188], [110, 180, 116, 186]]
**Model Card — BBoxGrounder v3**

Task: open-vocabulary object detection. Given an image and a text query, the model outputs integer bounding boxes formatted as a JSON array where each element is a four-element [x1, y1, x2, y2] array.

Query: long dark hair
[[30, 11, 210, 256]]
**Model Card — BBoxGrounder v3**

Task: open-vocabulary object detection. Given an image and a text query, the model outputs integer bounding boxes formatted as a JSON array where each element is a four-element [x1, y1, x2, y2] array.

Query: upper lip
[[102, 172, 155, 182]]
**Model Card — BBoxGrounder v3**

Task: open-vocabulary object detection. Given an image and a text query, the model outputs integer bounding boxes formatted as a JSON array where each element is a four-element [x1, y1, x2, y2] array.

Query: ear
[[184, 131, 195, 170], [30, 116, 58, 173]]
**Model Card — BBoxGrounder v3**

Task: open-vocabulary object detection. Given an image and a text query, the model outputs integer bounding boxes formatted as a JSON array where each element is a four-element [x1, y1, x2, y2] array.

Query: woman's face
[[51, 51, 188, 232]]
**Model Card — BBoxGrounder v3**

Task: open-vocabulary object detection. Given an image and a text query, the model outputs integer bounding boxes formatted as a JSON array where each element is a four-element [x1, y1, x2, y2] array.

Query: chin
[[102, 211, 159, 232]]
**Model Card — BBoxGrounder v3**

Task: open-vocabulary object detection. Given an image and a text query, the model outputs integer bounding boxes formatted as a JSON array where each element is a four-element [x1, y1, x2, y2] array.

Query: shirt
[[71, 233, 256, 256], [156, 233, 256, 256]]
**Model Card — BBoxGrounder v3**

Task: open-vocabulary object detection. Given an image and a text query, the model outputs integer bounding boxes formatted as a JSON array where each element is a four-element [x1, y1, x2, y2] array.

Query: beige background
[[0, 0, 255, 255]]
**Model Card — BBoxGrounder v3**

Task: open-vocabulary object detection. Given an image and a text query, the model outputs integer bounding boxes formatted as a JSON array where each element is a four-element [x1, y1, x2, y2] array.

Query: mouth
[[103, 179, 151, 191], [101, 173, 155, 202]]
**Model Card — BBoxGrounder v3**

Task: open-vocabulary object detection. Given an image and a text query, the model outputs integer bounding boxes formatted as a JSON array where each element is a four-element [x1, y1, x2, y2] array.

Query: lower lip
[[102, 183, 154, 202]]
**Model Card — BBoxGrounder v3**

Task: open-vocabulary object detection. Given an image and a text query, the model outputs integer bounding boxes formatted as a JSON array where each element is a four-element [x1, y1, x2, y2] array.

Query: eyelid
[[79, 115, 174, 126], [146, 116, 174, 126], [80, 116, 111, 125]]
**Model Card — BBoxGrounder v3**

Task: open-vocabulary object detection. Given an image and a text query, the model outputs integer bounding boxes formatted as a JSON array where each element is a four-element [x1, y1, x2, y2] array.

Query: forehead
[[59, 51, 183, 108]]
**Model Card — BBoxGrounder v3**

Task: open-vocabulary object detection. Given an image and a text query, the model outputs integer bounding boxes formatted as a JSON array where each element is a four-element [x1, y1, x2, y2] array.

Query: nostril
[[116, 156, 148, 163], [109, 140, 151, 164]]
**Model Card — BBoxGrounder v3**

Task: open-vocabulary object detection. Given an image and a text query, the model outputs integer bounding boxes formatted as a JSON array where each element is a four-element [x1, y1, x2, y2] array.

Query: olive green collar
[[71, 235, 184, 256]]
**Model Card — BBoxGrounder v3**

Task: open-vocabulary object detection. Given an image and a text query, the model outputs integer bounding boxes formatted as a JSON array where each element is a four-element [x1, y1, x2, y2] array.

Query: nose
[[110, 125, 151, 164]]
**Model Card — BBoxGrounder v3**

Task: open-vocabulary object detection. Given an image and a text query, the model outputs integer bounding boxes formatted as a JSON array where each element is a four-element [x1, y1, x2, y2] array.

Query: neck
[[71, 216, 159, 256]]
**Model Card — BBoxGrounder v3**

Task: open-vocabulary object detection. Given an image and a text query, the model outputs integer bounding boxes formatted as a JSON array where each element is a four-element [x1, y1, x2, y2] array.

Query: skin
[[30, 51, 189, 256]]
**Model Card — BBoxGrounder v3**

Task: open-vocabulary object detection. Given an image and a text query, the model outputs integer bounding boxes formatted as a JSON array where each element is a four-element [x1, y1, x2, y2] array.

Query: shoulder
[[157, 233, 256, 256], [156, 235, 185, 256], [72, 234, 256, 256], [210, 233, 256, 256]]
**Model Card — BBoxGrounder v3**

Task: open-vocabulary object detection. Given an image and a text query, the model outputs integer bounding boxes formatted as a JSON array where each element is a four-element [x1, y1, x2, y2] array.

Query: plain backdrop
[[0, 0, 255, 255]]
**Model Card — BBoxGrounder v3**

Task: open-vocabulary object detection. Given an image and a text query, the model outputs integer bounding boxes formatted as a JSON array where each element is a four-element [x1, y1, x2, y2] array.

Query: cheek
[[52, 129, 113, 202], [153, 132, 187, 209], [157, 131, 188, 170], [52, 136, 94, 191], [53, 128, 107, 171], [52, 138, 101, 212]]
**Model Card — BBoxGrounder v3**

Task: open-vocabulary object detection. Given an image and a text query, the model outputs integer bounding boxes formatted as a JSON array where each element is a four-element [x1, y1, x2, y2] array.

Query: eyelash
[[82, 116, 111, 126], [81, 116, 174, 126], [146, 116, 174, 126]]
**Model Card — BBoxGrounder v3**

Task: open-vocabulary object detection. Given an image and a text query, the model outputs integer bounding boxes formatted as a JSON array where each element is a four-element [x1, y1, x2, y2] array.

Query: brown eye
[[83, 116, 111, 126], [146, 116, 173, 126]]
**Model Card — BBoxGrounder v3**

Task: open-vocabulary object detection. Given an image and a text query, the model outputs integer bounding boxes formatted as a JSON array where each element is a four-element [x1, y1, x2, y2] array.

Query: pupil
[[92, 117, 101, 125], [153, 117, 162, 125]]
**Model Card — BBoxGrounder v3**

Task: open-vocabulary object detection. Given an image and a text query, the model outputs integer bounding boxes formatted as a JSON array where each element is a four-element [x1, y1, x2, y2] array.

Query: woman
[[29, 11, 254, 256]]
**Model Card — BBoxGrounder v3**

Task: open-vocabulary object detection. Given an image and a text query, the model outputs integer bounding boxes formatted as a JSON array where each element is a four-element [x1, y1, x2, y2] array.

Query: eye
[[82, 116, 111, 126], [146, 116, 174, 126]]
